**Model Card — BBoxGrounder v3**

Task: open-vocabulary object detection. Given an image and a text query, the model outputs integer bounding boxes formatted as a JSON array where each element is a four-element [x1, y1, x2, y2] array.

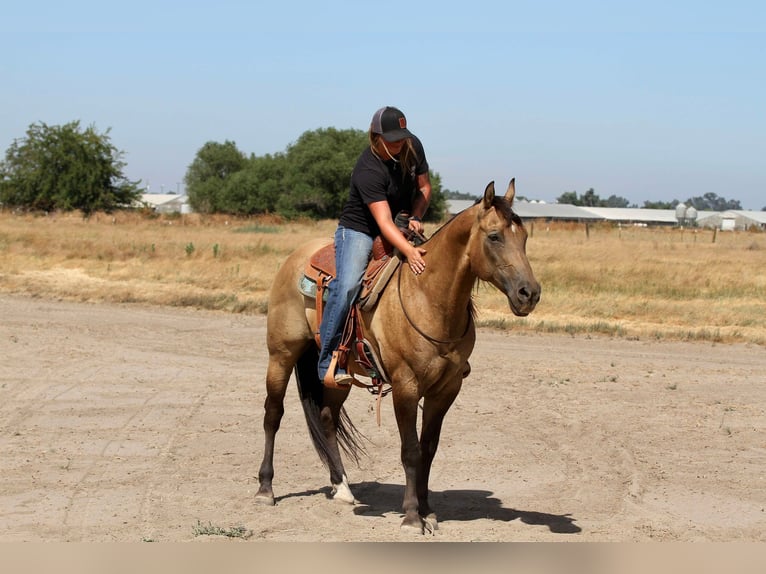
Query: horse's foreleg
[[393, 390, 425, 532], [417, 381, 462, 529], [255, 359, 291, 506]]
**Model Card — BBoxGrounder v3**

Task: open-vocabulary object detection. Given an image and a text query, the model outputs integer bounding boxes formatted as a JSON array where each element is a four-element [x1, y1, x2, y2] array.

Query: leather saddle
[[300, 222, 425, 392], [301, 235, 401, 348]]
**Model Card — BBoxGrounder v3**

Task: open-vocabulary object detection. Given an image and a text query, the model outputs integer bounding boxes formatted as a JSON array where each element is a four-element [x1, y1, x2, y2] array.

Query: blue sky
[[2, 1, 764, 209]]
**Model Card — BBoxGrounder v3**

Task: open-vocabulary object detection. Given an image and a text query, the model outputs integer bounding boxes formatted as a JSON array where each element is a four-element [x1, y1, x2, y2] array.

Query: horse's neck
[[408, 211, 476, 316]]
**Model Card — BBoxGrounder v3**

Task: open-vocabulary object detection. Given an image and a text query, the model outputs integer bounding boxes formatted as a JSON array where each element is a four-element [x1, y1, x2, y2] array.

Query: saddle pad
[[298, 275, 329, 301]]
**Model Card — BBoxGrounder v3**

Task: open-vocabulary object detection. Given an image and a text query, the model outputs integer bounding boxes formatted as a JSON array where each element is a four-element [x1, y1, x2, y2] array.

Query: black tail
[[294, 346, 367, 466]]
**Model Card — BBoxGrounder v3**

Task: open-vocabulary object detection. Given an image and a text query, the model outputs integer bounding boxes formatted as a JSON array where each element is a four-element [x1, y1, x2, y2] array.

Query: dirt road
[[1, 295, 764, 541]]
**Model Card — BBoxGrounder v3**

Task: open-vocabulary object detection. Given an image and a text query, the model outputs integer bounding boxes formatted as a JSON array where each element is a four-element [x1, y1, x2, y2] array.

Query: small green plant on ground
[[192, 520, 252, 539]]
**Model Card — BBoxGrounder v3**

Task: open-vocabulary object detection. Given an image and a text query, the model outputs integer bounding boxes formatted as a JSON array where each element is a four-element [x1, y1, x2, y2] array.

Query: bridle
[[396, 264, 472, 346]]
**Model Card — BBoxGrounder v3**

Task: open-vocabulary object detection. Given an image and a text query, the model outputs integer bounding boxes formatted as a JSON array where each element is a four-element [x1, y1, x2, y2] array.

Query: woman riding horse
[[318, 106, 430, 387]]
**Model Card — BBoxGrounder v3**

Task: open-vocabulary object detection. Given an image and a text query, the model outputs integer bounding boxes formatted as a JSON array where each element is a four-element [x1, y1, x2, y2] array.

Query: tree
[[424, 171, 446, 222], [185, 140, 247, 213], [184, 128, 447, 220], [643, 199, 680, 209], [556, 190, 580, 205], [0, 121, 140, 214], [603, 194, 631, 208], [580, 188, 600, 207], [443, 188, 477, 200], [556, 188, 631, 208], [277, 128, 368, 218], [685, 192, 741, 211], [218, 154, 286, 215]]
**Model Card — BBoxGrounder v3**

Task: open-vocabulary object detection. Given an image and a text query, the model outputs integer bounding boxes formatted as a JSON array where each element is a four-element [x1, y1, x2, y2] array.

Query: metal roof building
[[446, 199, 602, 221], [697, 210, 766, 231], [445, 199, 765, 230], [578, 207, 678, 226]]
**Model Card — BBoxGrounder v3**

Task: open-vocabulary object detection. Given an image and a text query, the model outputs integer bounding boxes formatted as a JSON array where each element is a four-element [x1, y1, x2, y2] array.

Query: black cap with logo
[[370, 106, 414, 142]]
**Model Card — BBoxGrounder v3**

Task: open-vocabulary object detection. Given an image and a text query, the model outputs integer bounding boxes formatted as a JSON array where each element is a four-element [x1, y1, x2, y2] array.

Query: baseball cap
[[370, 106, 414, 142]]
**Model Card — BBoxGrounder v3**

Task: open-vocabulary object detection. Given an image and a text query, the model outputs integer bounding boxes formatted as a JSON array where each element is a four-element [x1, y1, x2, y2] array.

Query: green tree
[[443, 188, 477, 200], [184, 128, 447, 221], [556, 188, 631, 208], [643, 199, 680, 209], [277, 128, 368, 218], [685, 192, 741, 211], [185, 140, 247, 213], [424, 171, 446, 222], [0, 121, 140, 214], [556, 190, 580, 205], [218, 153, 286, 215], [603, 194, 631, 208], [580, 188, 600, 207]]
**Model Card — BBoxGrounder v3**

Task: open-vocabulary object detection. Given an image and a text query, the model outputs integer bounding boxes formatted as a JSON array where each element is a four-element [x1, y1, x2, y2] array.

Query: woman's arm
[[408, 172, 432, 235], [368, 200, 427, 275]]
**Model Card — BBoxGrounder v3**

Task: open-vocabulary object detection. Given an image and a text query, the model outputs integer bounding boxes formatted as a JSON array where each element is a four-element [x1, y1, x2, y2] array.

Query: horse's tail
[[294, 346, 367, 467]]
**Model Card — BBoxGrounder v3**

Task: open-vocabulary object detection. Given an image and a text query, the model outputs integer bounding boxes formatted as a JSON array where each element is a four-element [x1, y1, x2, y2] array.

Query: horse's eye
[[488, 232, 503, 244]]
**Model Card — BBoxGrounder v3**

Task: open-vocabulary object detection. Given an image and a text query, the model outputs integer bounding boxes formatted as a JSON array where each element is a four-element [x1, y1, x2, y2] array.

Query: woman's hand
[[406, 245, 427, 275], [407, 217, 424, 236]]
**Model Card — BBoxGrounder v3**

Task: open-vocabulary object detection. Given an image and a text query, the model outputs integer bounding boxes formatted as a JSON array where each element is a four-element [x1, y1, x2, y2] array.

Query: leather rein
[[396, 263, 472, 346]]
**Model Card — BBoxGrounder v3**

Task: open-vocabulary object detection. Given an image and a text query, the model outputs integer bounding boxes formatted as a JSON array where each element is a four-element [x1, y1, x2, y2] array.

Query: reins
[[396, 263, 472, 346]]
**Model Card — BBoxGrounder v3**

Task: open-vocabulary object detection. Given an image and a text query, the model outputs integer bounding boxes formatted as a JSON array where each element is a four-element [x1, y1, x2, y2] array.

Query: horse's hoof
[[423, 513, 439, 532], [400, 516, 434, 535], [331, 482, 356, 505], [254, 493, 275, 507], [399, 520, 424, 534]]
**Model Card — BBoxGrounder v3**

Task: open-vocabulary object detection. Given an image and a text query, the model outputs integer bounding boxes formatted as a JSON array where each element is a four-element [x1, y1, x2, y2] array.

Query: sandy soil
[[1, 294, 764, 542]]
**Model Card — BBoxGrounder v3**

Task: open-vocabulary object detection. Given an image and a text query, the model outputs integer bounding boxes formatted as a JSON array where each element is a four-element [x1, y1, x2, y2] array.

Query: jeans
[[317, 226, 373, 380]]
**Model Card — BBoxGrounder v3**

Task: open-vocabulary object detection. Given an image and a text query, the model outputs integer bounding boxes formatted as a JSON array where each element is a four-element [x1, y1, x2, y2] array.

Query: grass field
[[1, 210, 764, 345]]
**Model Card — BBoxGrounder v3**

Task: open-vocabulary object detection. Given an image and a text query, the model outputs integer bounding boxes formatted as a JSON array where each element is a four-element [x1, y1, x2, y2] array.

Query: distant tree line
[[1, 121, 759, 215], [557, 188, 633, 208], [556, 188, 744, 211]]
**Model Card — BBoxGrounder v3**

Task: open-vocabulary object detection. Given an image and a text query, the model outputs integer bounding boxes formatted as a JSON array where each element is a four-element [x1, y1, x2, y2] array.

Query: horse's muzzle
[[508, 281, 541, 317]]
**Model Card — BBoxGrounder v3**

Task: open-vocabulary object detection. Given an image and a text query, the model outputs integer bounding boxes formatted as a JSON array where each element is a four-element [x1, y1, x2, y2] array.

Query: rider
[[318, 106, 431, 386]]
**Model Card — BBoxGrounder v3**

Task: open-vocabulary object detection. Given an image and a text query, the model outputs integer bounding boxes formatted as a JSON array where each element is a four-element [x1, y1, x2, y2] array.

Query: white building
[[139, 193, 191, 214]]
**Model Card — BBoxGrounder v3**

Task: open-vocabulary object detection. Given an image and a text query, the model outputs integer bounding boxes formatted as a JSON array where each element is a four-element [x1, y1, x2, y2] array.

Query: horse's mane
[[426, 196, 523, 242]]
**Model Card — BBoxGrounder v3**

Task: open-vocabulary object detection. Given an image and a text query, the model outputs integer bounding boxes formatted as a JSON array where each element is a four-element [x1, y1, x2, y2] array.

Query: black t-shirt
[[338, 135, 429, 237]]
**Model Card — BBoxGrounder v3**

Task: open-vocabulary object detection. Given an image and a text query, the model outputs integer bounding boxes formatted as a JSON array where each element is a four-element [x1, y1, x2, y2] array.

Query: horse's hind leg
[[294, 349, 356, 504], [255, 355, 292, 506], [320, 386, 355, 504]]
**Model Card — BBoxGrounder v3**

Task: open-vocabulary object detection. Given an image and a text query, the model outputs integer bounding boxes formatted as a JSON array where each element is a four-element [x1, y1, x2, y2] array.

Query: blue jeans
[[317, 226, 373, 380]]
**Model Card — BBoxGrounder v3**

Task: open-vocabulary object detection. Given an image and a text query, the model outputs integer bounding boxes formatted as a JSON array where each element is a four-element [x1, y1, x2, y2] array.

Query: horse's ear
[[505, 178, 516, 204], [483, 181, 496, 208]]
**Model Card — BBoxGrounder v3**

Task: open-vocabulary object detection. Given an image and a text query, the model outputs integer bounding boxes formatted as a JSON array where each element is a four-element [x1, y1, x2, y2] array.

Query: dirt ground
[[1, 294, 764, 542]]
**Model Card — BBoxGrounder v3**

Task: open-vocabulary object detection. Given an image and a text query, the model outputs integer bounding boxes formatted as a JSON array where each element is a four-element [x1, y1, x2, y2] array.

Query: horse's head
[[468, 179, 541, 316]]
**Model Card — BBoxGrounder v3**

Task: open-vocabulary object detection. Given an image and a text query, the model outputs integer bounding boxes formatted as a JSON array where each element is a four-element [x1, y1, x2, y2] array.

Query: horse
[[255, 179, 540, 534]]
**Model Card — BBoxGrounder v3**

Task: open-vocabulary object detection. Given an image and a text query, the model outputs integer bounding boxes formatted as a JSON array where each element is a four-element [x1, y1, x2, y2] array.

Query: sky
[[2, 1, 765, 209]]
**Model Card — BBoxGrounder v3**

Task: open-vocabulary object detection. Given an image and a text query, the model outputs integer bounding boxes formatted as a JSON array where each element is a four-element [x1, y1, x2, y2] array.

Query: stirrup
[[323, 351, 354, 389]]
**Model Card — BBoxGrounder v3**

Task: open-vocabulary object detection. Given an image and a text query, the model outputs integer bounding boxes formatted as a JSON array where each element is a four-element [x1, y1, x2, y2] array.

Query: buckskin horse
[[255, 179, 540, 534]]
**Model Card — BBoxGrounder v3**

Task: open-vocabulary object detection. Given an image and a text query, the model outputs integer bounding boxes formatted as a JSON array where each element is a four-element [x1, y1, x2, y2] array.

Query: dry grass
[[1, 211, 764, 346]]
